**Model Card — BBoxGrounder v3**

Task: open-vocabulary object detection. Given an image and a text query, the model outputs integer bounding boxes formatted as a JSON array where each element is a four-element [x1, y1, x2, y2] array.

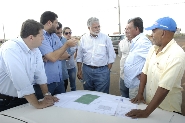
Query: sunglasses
[[65, 32, 72, 35]]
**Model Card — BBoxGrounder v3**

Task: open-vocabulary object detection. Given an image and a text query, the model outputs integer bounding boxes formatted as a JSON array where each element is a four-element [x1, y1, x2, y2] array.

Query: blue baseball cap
[[145, 17, 177, 32]]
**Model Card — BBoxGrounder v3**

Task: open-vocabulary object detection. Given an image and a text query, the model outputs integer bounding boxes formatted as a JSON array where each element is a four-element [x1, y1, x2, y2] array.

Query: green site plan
[[75, 94, 100, 104]]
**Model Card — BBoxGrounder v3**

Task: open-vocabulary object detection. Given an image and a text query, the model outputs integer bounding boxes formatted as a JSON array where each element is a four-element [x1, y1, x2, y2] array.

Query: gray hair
[[87, 17, 99, 27]]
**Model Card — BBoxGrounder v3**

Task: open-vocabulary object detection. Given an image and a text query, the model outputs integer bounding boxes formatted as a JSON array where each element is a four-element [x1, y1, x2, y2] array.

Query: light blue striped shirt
[[76, 33, 116, 66], [39, 30, 63, 84], [124, 33, 152, 88]]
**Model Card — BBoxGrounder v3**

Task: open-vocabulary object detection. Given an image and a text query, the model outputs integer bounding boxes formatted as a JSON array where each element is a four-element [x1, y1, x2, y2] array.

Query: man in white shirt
[[119, 24, 132, 97], [0, 19, 58, 112], [76, 17, 116, 94], [123, 17, 152, 99]]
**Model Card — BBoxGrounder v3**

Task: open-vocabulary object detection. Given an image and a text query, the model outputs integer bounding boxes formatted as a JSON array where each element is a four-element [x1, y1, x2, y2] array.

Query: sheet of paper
[[54, 94, 80, 107], [114, 97, 137, 118], [89, 99, 118, 116], [54, 91, 137, 118]]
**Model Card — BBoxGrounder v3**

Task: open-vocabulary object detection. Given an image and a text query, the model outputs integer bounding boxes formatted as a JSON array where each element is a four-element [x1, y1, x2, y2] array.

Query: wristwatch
[[44, 92, 51, 96]]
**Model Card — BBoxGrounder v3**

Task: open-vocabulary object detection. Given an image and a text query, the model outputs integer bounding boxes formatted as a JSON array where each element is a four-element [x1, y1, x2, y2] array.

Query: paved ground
[[67, 36, 185, 116]]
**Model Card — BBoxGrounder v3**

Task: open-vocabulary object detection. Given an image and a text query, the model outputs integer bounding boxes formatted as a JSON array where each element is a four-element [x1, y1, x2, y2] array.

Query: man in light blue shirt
[[35, 11, 77, 99], [123, 17, 152, 99], [76, 17, 116, 94]]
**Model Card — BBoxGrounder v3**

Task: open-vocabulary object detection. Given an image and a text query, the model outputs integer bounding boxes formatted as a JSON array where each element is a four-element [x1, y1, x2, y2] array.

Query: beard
[[90, 29, 100, 36], [48, 26, 56, 34]]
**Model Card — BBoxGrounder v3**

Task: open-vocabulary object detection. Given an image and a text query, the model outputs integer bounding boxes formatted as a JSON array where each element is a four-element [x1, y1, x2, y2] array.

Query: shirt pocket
[[94, 44, 106, 56], [156, 62, 164, 73], [31, 63, 37, 73]]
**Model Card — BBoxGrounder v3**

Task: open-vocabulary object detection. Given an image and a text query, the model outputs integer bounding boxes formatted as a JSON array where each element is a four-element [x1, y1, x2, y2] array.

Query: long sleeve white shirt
[[119, 38, 131, 79], [0, 38, 47, 97], [76, 33, 116, 66]]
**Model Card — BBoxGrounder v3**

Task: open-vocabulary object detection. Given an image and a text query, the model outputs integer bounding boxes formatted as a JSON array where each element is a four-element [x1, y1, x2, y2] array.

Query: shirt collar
[[14, 38, 31, 53], [131, 33, 143, 43], [13, 38, 37, 54], [43, 29, 50, 36], [154, 39, 175, 53], [89, 33, 100, 38], [43, 29, 58, 38], [125, 38, 131, 43]]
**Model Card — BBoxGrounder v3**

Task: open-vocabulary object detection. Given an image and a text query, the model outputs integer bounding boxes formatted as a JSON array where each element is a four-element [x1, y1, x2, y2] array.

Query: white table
[[0, 90, 185, 123]]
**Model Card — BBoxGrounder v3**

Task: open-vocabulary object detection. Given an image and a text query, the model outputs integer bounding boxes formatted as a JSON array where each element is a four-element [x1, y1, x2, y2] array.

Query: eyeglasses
[[64, 32, 72, 35]]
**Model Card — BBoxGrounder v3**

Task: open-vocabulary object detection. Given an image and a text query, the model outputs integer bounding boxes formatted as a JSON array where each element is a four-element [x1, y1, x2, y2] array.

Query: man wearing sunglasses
[[76, 17, 116, 94]]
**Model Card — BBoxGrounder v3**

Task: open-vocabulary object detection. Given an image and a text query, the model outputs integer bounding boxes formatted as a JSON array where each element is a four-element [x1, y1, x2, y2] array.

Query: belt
[[84, 64, 105, 69], [0, 93, 18, 100]]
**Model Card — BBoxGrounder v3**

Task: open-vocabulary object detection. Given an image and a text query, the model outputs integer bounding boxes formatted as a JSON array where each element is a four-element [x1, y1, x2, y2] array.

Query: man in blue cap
[[126, 17, 185, 118]]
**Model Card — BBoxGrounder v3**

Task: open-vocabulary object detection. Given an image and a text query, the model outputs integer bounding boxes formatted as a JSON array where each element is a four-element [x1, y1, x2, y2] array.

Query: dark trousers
[[64, 79, 68, 92], [0, 96, 27, 112], [82, 64, 110, 94], [34, 81, 65, 100]]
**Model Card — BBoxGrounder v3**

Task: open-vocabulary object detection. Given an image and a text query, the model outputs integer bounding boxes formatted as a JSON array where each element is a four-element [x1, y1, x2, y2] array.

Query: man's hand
[[77, 70, 83, 80], [125, 109, 150, 118], [44, 95, 59, 102], [42, 56, 48, 62], [137, 74, 141, 80], [108, 63, 113, 70], [38, 98, 54, 108], [66, 38, 78, 47], [37, 95, 59, 109], [60, 51, 70, 60], [24, 94, 55, 109], [130, 94, 145, 104]]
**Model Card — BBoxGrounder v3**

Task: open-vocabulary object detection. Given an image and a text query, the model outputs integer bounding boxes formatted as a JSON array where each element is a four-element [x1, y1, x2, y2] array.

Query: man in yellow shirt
[[126, 17, 185, 118]]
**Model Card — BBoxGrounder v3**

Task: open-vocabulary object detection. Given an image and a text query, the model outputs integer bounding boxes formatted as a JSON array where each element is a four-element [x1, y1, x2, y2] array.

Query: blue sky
[[0, 0, 185, 39]]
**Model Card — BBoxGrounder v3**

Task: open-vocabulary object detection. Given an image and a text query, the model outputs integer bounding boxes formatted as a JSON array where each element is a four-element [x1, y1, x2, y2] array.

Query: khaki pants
[[129, 86, 146, 100], [129, 86, 139, 99]]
